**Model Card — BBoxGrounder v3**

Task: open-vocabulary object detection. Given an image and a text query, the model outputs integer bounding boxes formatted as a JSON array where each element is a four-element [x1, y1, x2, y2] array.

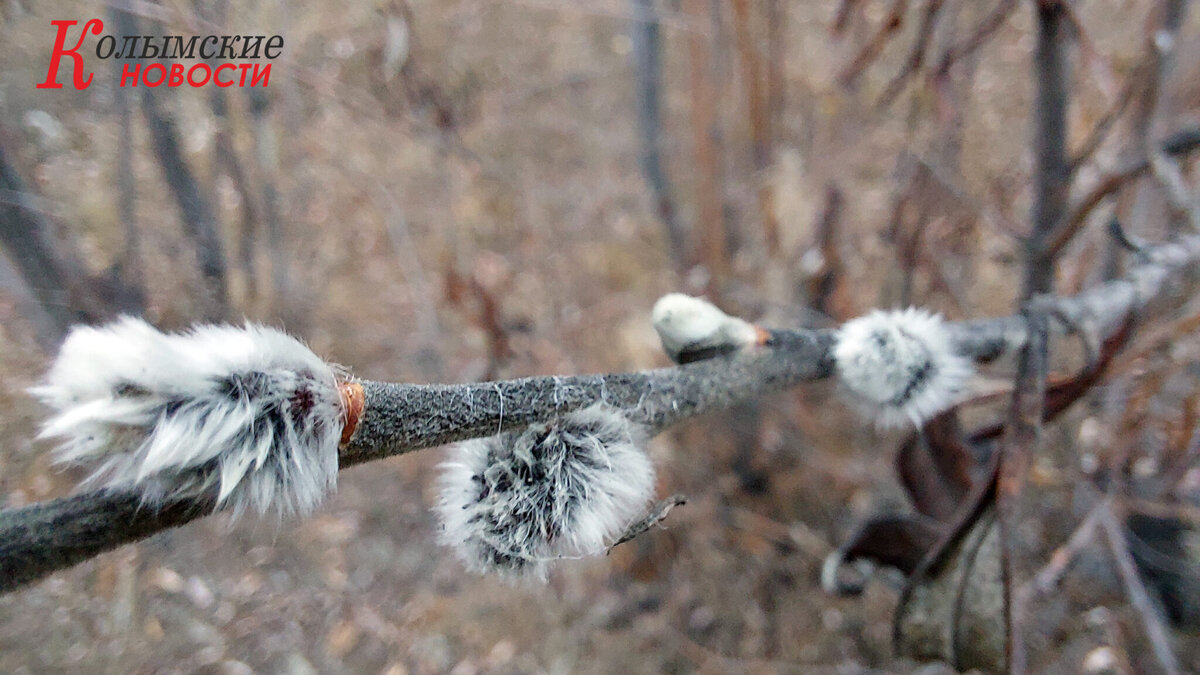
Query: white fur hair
[[437, 403, 656, 579], [652, 293, 759, 363], [32, 317, 343, 518], [833, 308, 973, 428]]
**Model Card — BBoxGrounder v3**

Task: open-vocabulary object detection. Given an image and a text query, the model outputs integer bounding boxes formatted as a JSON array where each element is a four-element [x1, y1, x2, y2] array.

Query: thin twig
[[837, 0, 908, 88], [997, 305, 1051, 674], [1146, 145, 1200, 233], [1139, 0, 1196, 234], [932, 0, 1018, 80], [1068, 72, 1139, 175], [877, 0, 944, 108], [608, 494, 687, 552], [1100, 503, 1182, 675], [1049, 126, 1200, 259], [832, 0, 866, 35], [1126, 496, 1200, 529], [1017, 497, 1109, 603]]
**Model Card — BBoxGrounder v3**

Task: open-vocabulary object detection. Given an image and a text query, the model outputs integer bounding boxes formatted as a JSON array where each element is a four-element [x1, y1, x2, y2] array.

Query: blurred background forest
[[2, 0, 1200, 672]]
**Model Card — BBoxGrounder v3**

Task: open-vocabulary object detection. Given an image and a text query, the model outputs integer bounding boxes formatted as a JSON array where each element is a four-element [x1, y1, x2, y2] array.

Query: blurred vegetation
[[1, 0, 1200, 672]]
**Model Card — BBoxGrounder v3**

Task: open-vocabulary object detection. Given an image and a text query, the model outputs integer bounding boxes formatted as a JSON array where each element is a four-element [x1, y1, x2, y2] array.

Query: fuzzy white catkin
[[32, 317, 344, 518], [833, 308, 973, 428], [437, 403, 656, 579], [652, 293, 759, 363]]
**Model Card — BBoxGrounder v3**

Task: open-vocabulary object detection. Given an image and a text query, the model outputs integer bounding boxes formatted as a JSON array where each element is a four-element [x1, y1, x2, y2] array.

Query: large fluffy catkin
[[32, 317, 344, 518], [437, 403, 655, 579], [833, 308, 973, 428]]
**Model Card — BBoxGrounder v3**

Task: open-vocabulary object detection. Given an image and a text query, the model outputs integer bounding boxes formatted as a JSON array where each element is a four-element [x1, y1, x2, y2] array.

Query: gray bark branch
[[0, 232, 1197, 594]]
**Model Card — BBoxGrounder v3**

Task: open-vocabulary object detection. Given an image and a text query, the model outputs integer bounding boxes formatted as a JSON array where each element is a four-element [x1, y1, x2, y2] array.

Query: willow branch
[[0, 490, 214, 594], [0, 329, 834, 594], [2, 232, 1198, 594], [341, 328, 834, 466]]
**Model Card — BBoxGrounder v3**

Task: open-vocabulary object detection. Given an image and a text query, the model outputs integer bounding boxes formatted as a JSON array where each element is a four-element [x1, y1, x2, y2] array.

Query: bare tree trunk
[[630, 0, 687, 268], [247, 88, 288, 310], [111, 7, 145, 314], [114, 7, 227, 320], [0, 247, 60, 344], [198, 0, 259, 304], [732, 0, 780, 254], [765, 0, 785, 153], [1023, 0, 1071, 300], [212, 87, 259, 302], [0, 138, 91, 340], [685, 0, 727, 281], [140, 87, 228, 320]]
